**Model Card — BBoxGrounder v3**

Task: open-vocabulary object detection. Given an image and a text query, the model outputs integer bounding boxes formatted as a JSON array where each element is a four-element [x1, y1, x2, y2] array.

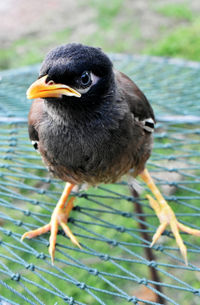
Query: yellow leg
[[140, 168, 200, 264], [21, 182, 81, 264]]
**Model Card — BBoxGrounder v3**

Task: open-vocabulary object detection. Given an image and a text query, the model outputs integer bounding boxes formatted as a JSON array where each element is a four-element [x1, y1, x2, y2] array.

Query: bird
[[21, 43, 200, 264]]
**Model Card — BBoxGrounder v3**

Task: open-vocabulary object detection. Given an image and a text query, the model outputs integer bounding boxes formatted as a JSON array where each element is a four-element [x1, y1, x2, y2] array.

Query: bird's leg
[[21, 182, 81, 264], [140, 168, 200, 264]]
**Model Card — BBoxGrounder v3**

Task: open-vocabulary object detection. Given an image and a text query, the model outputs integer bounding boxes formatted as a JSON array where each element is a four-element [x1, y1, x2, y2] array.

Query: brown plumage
[[22, 43, 200, 264]]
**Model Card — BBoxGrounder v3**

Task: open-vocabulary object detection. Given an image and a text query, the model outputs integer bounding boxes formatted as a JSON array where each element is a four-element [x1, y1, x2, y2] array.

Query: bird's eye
[[80, 71, 91, 86], [75, 72, 99, 94]]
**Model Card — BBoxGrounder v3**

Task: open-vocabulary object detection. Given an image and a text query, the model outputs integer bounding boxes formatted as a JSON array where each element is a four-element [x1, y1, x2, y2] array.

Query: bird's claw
[[21, 197, 81, 264], [49, 201, 82, 264], [147, 194, 200, 265]]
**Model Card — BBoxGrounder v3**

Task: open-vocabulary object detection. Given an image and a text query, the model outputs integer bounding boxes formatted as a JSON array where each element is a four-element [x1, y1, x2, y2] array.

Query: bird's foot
[[21, 197, 81, 264], [147, 194, 200, 264]]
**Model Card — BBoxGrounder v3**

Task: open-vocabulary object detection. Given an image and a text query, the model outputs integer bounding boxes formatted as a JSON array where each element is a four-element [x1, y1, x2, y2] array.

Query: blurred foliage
[[91, 0, 123, 29], [155, 3, 194, 21], [0, 28, 72, 69], [146, 19, 200, 61], [1, 1, 200, 70]]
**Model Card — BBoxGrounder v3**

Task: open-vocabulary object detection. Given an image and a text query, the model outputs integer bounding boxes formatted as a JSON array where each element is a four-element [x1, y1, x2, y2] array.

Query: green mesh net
[[0, 55, 200, 305]]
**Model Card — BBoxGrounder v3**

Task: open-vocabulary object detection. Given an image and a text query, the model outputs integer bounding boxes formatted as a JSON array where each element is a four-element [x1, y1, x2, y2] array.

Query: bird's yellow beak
[[26, 75, 81, 99]]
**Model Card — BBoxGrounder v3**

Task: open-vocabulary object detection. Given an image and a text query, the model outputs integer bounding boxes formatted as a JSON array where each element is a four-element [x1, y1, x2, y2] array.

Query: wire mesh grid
[[0, 55, 200, 305]]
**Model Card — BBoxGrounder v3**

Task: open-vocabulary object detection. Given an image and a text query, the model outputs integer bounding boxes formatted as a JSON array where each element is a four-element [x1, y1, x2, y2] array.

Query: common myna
[[22, 43, 200, 264]]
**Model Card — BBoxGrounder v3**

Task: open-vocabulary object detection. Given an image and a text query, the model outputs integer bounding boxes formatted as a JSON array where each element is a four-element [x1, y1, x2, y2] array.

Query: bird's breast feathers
[[36, 107, 152, 185]]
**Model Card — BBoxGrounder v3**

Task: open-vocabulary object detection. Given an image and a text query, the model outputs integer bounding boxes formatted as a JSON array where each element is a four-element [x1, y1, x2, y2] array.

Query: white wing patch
[[32, 141, 39, 150], [134, 117, 155, 133], [142, 118, 155, 133]]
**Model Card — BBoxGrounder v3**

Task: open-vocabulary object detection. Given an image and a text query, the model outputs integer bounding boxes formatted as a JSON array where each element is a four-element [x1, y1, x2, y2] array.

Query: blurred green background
[[0, 0, 200, 70]]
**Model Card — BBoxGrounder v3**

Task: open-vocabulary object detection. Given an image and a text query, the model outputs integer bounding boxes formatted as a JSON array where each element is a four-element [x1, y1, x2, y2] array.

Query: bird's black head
[[27, 43, 115, 107]]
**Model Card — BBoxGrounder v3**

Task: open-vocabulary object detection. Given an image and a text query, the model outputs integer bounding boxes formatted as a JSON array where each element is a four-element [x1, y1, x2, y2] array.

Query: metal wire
[[0, 54, 200, 305]]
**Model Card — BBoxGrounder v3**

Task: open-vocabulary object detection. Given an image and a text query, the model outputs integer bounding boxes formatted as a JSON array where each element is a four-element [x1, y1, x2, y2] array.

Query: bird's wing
[[28, 99, 44, 150], [115, 70, 155, 132]]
